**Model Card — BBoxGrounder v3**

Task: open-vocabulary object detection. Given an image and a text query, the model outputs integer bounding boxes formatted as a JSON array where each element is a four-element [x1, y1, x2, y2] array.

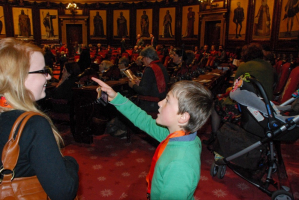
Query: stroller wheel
[[217, 165, 226, 179], [210, 162, 218, 177], [271, 190, 294, 200]]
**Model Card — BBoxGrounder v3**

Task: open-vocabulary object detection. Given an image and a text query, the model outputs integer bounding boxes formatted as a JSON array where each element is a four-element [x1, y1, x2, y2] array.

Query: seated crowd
[[43, 39, 298, 117], [1, 36, 298, 200]]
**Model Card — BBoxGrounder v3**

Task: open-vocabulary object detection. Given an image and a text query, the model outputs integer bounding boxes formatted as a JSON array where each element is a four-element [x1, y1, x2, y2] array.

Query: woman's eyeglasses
[[28, 68, 50, 76]]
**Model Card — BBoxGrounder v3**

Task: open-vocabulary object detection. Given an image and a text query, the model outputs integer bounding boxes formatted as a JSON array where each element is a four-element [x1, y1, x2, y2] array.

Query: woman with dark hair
[[172, 48, 190, 79], [77, 47, 91, 73], [51, 62, 80, 112], [235, 43, 274, 99], [203, 43, 274, 146]]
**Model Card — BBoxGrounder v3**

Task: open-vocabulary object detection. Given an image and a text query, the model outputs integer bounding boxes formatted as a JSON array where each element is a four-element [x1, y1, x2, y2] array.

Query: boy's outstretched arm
[[91, 77, 117, 102], [91, 77, 169, 142]]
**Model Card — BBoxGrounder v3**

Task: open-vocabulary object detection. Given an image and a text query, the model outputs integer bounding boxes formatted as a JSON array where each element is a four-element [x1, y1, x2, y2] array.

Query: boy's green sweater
[[111, 93, 202, 200]]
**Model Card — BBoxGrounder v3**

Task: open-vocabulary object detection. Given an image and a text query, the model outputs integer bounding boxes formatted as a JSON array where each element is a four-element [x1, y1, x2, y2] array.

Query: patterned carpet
[[58, 124, 299, 200]]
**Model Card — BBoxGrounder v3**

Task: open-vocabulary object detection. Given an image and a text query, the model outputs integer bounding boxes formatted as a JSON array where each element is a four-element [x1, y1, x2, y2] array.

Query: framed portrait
[[228, 0, 248, 40], [40, 9, 59, 40], [113, 10, 130, 38], [12, 7, 33, 38], [90, 10, 107, 38], [0, 6, 6, 37], [252, 0, 274, 40], [279, 0, 299, 39], [182, 5, 199, 39], [136, 9, 152, 38], [159, 7, 175, 39]]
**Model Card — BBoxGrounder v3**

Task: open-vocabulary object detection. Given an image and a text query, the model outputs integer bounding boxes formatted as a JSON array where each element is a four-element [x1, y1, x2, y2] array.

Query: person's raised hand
[[91, 77, 117, 102]]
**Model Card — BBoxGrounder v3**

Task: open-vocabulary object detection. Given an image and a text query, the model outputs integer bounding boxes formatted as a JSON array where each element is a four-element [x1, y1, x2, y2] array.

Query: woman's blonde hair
[[101, 60, 113, 70], [0, 38, 63, 148]]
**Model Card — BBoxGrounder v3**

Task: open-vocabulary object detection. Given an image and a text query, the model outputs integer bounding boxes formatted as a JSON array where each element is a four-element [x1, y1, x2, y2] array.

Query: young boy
[[92, 77, 213, 200]]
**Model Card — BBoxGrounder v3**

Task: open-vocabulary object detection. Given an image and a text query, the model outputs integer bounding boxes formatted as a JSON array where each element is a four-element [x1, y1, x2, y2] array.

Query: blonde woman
[[0, 38, 79, 200], [101, 60, 121, 80]]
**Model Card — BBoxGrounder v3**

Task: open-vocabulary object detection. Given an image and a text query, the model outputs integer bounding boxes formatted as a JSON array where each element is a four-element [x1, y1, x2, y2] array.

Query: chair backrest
[[121, 52, 129, 58], [158, 55, 164, 63], [274, 62, 292, 94], [51, 49, 56, 56], [274, 60, 284, 75], [90, 52, 96, 59], [195, 54, 200, 61], [74, 55, 80, 62], [131, 53, 139, 61], [279, 66, 299, 103], [163, 56, 170, 67], [94, 56, 102, 64], [98, 52, 107, 59], [126, 49, 133, 55]]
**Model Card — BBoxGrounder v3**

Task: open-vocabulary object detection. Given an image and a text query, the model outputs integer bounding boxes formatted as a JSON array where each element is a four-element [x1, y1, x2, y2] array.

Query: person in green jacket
[[92, 77, 213, 200]]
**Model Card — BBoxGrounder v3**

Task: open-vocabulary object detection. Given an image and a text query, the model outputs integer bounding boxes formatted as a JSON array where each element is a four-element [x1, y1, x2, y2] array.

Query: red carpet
[[59, 125, 299, 200]]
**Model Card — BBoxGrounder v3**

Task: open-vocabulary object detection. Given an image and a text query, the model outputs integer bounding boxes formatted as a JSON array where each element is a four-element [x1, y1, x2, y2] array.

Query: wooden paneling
[[0, 0, 297, 55]]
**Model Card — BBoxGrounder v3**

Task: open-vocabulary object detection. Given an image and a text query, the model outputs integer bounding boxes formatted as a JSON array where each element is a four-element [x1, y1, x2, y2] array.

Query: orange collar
[[146, 130, 185, 193]]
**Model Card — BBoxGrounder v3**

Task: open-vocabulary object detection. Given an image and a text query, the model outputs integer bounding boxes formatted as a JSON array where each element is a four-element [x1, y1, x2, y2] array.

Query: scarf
[[0, 96, 12, 108], [146, 130, 186, 194], [149, 60, 166, 93]]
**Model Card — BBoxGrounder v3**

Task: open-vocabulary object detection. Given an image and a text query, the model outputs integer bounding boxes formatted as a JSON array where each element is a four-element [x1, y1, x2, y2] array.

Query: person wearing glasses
[[0, 38, 79, 200], [128, 46, 169, 113]]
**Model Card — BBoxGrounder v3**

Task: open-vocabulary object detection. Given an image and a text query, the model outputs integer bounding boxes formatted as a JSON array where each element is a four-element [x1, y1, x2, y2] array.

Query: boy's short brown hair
[[171, 81, 213, 133]]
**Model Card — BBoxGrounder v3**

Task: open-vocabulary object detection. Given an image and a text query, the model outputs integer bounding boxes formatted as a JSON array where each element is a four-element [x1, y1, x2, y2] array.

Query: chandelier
[[198, 0, 213, 3], [66, 2, 79, 15]]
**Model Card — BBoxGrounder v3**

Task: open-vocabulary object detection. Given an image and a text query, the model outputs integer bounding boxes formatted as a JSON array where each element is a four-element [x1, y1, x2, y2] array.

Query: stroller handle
[[280, 97, 296, 106]]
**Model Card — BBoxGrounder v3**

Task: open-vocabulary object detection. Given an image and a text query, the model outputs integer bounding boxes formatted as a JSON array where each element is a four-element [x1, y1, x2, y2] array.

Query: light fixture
[[66, 2, 79, 15]]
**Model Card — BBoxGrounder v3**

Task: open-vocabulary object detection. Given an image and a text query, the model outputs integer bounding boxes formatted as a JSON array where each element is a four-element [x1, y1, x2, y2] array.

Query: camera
[[97, 87, 108, 106]]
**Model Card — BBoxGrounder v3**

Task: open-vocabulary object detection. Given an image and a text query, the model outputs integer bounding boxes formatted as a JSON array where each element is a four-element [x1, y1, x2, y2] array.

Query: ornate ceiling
[[30, 0, 161, 3]]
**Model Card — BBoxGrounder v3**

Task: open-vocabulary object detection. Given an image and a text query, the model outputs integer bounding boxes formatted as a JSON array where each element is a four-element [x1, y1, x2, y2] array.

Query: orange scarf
[[0, 96, 12, 108], [146, 130, 186, 194]]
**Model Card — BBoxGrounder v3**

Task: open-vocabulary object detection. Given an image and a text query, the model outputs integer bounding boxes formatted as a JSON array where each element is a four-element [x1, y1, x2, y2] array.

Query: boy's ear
[[178, 112, 190, 126]]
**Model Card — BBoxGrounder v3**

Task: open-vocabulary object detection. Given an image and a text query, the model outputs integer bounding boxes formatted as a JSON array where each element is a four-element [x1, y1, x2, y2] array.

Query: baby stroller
[[210, 75, 299, 200]]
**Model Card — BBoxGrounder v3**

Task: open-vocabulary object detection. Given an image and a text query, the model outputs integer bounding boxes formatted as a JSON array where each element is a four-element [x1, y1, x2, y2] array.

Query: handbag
[[0, 111, 49, 199]]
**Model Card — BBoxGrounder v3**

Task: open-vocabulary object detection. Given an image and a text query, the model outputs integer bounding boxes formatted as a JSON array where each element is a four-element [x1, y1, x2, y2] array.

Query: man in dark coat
[[233, 2, 245, 38]]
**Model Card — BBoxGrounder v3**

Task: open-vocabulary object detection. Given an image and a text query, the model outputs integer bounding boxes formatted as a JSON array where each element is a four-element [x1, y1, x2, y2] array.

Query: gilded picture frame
[[113, 10, 130, 38], [182, 5, 199, 39], [279, 0, 299, 39], [159, 7, 175, 40], [40, 9, 59, 40], [228, 0, 249, 40], [0, 6, 6, 37], [12, 7, 33, 39], [90, 10, 107, 38], [136, 9, 152, 38], [252, 0, 274, 40]]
